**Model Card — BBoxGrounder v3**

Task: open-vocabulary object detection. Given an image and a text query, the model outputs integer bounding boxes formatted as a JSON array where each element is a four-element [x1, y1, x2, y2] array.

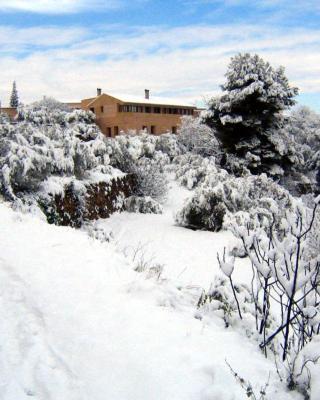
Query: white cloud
[[0, 26, 88, 52], [0, 23, 319, 108], [186, 0, 320, 11], [0, 0, 121, 14]]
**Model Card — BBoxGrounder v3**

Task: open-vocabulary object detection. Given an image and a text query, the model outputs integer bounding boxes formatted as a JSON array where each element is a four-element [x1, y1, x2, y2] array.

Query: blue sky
[[0, 0, 319, 110]]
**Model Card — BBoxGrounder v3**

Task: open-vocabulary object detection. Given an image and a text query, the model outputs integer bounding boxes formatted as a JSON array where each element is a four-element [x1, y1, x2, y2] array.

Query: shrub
[[176, 172, 293, 232], [219, 197, 320, 397], [125, 195, 163, 214], [0, 106, 111, 201], [173, 153, 223, 189], [108, 133, 169, 203], [155, 133, 181, 159], [131, 158, 168, 202]]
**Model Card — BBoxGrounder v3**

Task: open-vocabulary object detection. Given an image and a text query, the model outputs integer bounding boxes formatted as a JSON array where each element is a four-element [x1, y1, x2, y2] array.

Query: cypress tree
[[10, 81, 19, 108]]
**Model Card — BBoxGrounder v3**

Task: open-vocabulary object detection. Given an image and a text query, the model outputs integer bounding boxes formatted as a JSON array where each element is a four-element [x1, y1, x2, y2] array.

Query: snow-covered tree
[[31, 96, 71, 112], [9, 81, 19, 108], [177, 116, 221, 158], [204, 53, 299, 177]]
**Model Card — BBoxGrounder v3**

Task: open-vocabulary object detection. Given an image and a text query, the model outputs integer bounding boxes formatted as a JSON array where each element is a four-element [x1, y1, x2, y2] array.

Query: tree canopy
[[204, 53, 298, 149], [203, 53, 299, 178]]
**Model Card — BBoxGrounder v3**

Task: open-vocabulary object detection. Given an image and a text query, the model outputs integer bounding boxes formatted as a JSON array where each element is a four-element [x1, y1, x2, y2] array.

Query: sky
[[0, 0, 319, 110]]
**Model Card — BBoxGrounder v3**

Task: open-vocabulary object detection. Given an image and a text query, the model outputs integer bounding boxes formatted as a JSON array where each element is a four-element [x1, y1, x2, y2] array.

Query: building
[[80, 89, 198, 137], [0, 107, 17, 120]]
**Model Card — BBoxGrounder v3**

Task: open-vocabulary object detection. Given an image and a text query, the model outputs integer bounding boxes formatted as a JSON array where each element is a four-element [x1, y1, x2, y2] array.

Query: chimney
[[144, 89, 150, 100], [97, 88, 102, 96]]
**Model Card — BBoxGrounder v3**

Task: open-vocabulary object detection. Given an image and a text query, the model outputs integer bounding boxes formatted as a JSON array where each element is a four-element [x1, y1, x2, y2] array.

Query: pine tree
[[205, 53, 298, 148], [204, 53, 299, 177], [10, 81, 19, 108]]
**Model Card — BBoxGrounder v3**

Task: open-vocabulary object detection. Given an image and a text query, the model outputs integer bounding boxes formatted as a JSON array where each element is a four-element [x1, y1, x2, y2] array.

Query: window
[[171, 126, 177, 134], [106, 127, 112, 137], [120, 104, 143, 112], [151, 125, 156, 134], [153, 107, 161, 114], [114, 126, 119, 136], [145, 107, 151, 113], [90, 107, 95, 113], [100, 106, 104, 113], [124, 105, 131, 112], [142, 126, 148, 132]]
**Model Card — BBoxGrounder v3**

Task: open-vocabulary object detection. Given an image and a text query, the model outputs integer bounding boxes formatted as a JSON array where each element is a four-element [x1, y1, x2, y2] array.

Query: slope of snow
[[0, 195, 301, 399]]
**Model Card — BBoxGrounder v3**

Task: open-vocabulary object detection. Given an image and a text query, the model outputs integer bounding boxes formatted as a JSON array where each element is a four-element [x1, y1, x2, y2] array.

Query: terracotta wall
[[1, 107, 17, 120], [98, 113, 182, 136], [82, 94, 192, 136]]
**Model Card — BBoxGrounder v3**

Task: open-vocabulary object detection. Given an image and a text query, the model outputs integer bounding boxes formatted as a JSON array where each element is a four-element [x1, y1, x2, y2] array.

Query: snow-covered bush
[[173, 153, 223, 189], [177, 116, 221, 158], [219, 197, 320, 397], [289, 106, 320, 151], [176, 172, 293, 232], [281, 106, 320, 194], [197, 276, 276, 336], [108, 133, 169, 202], [125, 195, 163, 214], [132, 158, 168, 202], [0, 106, 111, 201], [0, 112, 10, 124], [17, 102, 95, 127], [83, 223, 114, 243], [176, 185, 227, 231], [155, 133, 181, 159]]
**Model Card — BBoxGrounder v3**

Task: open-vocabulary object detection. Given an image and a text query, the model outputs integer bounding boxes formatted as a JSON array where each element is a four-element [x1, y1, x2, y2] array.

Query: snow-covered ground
[[96, 180, 249, 289], [0, 181, 302, 399]]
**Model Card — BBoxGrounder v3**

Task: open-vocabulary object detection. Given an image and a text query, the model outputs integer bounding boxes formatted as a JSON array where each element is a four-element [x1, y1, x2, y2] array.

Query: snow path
[[96, 179, 248, 288], [0, 261, 81, 399], [0, 200, 299, 399]]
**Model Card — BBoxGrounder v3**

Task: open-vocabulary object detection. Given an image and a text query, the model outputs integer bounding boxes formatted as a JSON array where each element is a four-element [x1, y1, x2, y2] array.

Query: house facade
[[0, 107, 17, 120], [80, 89, 197, 137]]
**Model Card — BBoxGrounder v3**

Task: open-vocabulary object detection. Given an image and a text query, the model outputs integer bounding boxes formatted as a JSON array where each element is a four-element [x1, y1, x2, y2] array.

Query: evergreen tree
[[204, 53, 299, 177], [10, 81, 19, 108]]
